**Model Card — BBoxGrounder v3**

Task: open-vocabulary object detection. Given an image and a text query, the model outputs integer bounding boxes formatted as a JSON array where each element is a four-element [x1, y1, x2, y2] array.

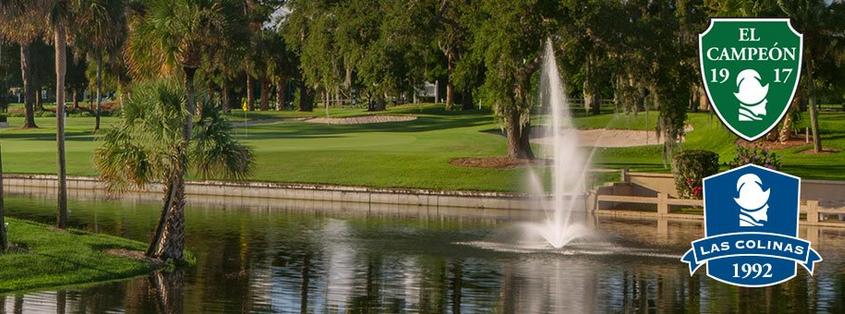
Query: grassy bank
[[1, 103, 844, 191], [0, 218, 156, 293]]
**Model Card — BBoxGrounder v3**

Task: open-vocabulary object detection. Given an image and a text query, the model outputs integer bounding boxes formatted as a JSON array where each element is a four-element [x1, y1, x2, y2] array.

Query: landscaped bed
[[0, 218, 159, 293]]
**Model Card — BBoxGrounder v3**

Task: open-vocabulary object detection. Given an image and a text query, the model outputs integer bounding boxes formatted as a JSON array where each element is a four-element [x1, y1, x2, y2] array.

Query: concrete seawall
[[3, 174, 545, 211], [7, 172, 842, 214]]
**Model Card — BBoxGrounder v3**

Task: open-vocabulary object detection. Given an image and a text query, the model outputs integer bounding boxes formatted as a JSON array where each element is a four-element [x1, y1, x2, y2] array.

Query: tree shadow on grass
[[0, 131, 98, 142]]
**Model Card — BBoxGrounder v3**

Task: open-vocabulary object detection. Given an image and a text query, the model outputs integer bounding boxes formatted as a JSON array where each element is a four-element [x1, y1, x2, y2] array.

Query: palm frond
[[94, 126, 154, 193], [191, 99, 254, 180], [95, 78, 189, 192]]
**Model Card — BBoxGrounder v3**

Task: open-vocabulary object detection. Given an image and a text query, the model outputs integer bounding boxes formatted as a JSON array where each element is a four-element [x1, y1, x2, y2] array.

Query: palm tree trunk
[[807, 61, 822, 153], [0, 145, 7, 252], [20, 44, 37, 128], [334, 87, 340, 107], [276, 77, 287, 111], [155, 170, 185, 261], [246, 74, 255, 111], [222, 82, 230, 112], [445, 54, 454, 110], [259, 77, 269, 110], [298, 80, 312, 112], [344, 67, 352, 105], [35, 88, 42, 112], [55, 22, 68, 230], [323, 90, 329, 116], [95, 53, 103, 131], [72, 88, 79, 110], [779, 111, 793, 143], [146, 179, 175, 257]]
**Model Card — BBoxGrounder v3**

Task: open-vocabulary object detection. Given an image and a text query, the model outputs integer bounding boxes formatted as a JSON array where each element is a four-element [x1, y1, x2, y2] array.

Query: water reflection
[[1, 191, 844, 313]]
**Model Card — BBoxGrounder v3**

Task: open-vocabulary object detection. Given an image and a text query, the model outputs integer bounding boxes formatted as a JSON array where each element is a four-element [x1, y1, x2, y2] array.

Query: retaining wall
[[2, 174, 547, 211]]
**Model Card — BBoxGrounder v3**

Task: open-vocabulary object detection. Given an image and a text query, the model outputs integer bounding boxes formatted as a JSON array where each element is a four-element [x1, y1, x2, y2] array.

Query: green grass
[[0, 104, 528, 191], [0, 218, 156, 293], [1, 103, 844, 191], [594, 111, 845, 180]]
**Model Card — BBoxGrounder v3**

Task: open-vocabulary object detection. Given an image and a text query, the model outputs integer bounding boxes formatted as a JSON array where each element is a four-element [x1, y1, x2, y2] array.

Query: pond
[[2, 190, 844, 313]]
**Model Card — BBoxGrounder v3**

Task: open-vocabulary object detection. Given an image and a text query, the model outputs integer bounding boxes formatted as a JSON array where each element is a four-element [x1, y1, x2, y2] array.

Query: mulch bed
[[736, 137, 808, 150], [736, 136, 840, 154], [449, 156, 550, 169]]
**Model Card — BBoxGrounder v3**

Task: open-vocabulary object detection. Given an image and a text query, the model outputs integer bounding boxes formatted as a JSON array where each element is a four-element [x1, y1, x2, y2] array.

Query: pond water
[[1, 191, 844, 313]]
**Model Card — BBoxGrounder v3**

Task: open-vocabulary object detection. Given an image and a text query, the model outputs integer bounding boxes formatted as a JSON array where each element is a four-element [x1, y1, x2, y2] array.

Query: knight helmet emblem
[[734, 69, 770, 122], [735, 173, 770, 227]]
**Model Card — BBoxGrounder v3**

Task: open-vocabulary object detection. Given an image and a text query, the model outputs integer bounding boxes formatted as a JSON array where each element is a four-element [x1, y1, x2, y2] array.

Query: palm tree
[[3, 0, 73, 228], [778, 0, 843, 153], [243, 0, 266, 112], [52, 0, 70, 229], [96, 79, 253, 261], [262, 31, 297, 111], [122, 0, 240, 261], [213, 0, 249, 112], [0, 0, 48, 128], [202, 8, 248, 113], [73, 0, 126, 131]]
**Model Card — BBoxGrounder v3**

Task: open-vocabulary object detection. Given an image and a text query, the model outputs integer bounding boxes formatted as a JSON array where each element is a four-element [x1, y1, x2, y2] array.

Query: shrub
[[672, 150, 720, 199], [0, 114, 6, 123], [728, 145, 781, 170]]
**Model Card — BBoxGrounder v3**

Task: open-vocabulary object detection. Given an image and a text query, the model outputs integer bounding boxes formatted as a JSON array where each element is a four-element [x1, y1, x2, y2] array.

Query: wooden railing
[[595, 193, 845, 227], [596, 193, 701, 215]]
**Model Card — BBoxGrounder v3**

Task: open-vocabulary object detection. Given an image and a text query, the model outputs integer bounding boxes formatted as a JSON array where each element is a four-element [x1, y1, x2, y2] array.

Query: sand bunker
[[530, 129, 669, 148], [305, 115, 416, 125]]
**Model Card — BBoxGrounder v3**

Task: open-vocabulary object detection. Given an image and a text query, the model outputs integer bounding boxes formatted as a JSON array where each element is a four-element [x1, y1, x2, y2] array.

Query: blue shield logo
[[681, 164, 822, 287]]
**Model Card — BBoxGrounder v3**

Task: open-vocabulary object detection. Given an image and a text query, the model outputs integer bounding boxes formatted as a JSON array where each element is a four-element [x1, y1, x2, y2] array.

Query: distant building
[[414, 81, 444, 103]]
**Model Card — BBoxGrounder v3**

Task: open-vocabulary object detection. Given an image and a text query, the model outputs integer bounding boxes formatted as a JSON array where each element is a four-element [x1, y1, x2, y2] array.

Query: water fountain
[[461, 39, 596, 252], [461, 40, 680, 257], [522, 39, 593, 249]]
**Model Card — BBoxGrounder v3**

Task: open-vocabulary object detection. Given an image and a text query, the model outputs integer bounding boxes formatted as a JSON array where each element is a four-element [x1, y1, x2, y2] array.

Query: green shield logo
[[700, 18, 803, 141]]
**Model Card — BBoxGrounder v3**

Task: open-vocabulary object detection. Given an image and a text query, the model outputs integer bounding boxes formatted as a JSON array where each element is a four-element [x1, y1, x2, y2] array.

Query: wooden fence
[[595, 193, 845, 228]]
